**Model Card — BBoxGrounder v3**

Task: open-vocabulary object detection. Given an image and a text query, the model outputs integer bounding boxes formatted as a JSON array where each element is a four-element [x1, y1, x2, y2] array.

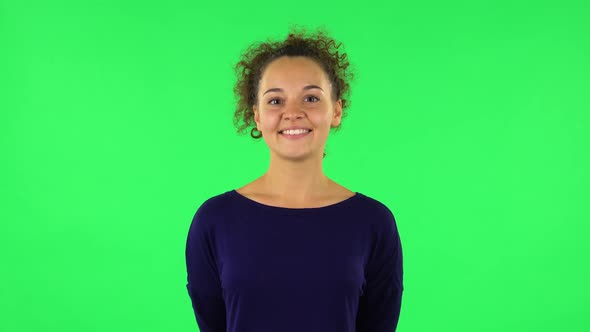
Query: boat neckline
[[229, 189, 361, 212]]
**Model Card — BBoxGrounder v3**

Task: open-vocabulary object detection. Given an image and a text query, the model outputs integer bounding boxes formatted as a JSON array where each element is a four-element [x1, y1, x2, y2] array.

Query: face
[[253, 56, 343, 161]]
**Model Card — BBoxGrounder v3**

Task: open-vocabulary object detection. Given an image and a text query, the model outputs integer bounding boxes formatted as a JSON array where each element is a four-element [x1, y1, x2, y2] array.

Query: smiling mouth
[[279, 130, 312, 139], [278, 129, 313, 134]]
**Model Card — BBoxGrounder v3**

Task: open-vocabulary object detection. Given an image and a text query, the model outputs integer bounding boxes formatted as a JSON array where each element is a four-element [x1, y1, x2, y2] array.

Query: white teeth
[[282, 129, 310, 135]]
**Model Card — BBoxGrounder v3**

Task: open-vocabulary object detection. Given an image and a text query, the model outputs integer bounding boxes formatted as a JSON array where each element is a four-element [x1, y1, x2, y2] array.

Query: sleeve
[[356, 207, 404, 332], [185, 205, 227, 332]]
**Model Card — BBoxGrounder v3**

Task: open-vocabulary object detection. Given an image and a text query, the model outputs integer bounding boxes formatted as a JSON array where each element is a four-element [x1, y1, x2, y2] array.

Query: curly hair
[[232, 26, 354, 157]]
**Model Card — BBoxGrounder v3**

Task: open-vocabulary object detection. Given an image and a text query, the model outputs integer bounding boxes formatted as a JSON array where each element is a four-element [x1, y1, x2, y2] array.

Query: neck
[[259, 151, 331, 202]]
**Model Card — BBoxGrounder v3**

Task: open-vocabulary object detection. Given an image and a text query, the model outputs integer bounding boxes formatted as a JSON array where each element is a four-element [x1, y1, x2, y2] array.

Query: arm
[[356, 210, 404, 332], [185, 207, 227, 332]]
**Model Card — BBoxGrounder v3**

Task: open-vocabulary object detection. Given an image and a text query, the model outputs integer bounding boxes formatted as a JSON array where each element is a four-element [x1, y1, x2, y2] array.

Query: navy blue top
[[185, 189, 404, 332]]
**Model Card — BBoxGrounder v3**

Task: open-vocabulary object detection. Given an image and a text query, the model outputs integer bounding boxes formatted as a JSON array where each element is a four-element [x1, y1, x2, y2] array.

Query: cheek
[[260, 117, 280, 131]]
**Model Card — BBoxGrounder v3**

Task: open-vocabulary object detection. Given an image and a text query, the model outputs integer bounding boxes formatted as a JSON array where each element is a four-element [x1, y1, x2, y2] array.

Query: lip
[[278, 127, 312, 132], [279, 130, 312, 140]]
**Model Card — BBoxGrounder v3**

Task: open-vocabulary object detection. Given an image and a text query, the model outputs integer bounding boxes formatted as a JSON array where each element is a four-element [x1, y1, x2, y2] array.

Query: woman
[[185, 27, 404, 332]]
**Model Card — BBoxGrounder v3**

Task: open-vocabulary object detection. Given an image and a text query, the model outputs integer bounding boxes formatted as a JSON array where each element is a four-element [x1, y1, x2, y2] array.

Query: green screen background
[[1, 0, 588, 331]]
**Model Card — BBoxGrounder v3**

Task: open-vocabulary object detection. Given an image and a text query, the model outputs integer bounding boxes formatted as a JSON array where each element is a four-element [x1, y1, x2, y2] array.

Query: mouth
[[279, 129, 312, 140]]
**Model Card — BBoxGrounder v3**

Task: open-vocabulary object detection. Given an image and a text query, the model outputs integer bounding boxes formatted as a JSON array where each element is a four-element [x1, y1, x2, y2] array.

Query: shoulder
[[189, 190, 235, 229], [354, 192, 395, 218], [196, 190, 234, 213], [354, 192, 399, 231]]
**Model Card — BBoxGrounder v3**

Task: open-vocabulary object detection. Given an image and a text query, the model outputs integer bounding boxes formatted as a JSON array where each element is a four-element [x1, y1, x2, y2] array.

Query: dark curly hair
[[232, 26, 354, 157]]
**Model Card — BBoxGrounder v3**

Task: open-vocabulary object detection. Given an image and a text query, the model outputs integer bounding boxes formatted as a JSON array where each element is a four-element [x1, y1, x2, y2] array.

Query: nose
[[283, 103, 305, 120], [284, 112, 304, 120]]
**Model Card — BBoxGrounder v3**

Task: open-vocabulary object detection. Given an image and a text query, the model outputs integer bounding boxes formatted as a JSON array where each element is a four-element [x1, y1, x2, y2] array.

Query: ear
[[331, 99, 343, 128], [253, 105, 260, 130]]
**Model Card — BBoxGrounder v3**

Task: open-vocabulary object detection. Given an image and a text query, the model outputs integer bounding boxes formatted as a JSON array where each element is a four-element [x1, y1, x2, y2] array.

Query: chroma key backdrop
[[1, 0, 588, 331]]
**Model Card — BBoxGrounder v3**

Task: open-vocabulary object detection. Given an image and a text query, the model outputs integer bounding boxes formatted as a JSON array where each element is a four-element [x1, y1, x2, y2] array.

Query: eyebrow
[[262, 85, 324, 96]]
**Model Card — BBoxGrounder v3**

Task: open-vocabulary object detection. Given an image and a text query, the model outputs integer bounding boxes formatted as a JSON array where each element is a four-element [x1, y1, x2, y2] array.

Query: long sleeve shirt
[[185, 189, 404, 332]]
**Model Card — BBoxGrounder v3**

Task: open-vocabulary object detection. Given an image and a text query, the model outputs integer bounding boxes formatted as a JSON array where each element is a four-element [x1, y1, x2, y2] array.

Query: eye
[[268, 98, 282, 105], [305, 96, 320, 102]]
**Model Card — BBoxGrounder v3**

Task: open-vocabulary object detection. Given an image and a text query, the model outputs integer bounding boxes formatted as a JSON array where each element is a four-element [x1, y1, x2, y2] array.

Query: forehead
[[259, 56, 328, 88]]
